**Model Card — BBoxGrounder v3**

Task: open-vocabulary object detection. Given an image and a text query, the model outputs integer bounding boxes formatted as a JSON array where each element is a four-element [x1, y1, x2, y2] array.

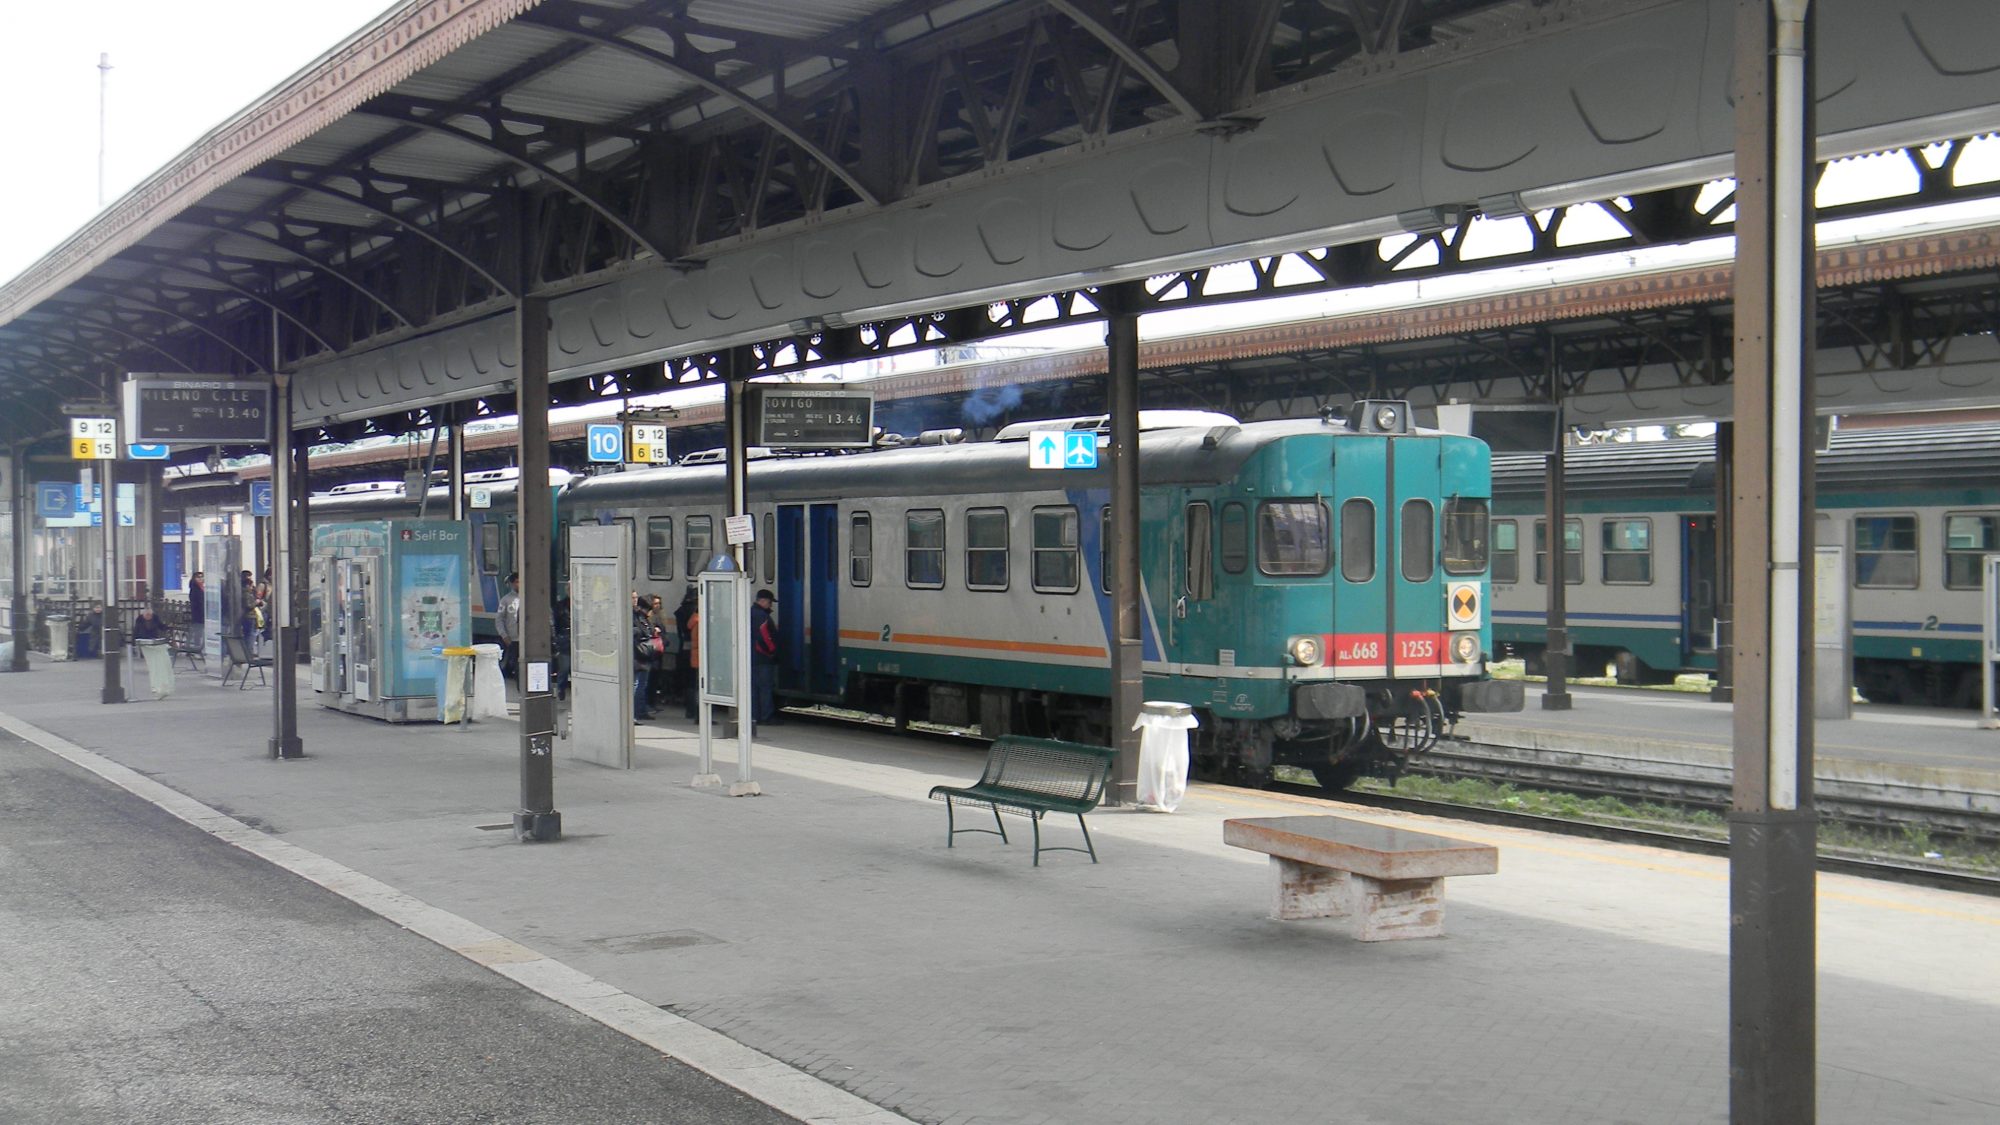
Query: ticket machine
[[309, 520, 469, 722]]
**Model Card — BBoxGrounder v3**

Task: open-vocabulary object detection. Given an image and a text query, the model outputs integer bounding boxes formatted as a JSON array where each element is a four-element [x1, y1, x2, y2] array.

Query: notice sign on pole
[[749, 386, 873, 449], [627, 423, 669, 464], [123, 376, 273, 444], [71, 417, 118, 460]]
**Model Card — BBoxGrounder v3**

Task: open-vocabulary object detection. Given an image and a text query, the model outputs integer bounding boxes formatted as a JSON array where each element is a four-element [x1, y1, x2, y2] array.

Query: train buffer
[[1224, 816, 1499, 941], [928, 737, 1117, 866]]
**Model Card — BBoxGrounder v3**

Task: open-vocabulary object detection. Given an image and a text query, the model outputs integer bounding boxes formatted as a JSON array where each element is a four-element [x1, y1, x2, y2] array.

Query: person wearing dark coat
[[130, 605, 164, 642], [632, 591, 663, 721], [750, 588, 780, 724]]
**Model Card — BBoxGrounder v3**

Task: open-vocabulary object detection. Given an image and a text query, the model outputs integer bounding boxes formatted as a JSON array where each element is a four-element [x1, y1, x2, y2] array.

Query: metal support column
[[268, 362, 303, 760], [1711, 420, 1736, 703], [9, 447, 29, 672], [1541, 431, 1572, 711], [100, 452, 125, 704], [1729, 2, 1818, 1121], [448, 405, 467, 521], [1105, 281, 1144, 804], [513, 295, 562, 841], [723, 368, 759, 797]]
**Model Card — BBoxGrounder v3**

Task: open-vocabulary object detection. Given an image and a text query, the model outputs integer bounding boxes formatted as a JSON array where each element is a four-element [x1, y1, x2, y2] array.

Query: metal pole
[[513, 295, 561, 841], [1541, 431, 1572, 710], [268, 337, 303, 758], [448, 405, 467, 521], [9, 448, 29, 672], [725, 372, 759, 797], [97, 53, 111, 208], [1105, 281, 1144, 804], [1729, 2, 1817, 1120], [1711, 421, 1735, 703], [100, 451, 124, 704]]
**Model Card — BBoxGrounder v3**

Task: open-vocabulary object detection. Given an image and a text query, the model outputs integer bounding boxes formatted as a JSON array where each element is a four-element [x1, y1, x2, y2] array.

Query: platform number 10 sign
[[71, 417, 117, 461]]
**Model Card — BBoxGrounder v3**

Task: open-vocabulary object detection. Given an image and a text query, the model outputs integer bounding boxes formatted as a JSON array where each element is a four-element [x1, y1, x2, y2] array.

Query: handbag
[[650, 634, 666, 655]]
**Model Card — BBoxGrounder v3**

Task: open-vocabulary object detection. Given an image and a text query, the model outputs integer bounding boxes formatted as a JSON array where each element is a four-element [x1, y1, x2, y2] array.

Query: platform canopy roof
[[2, 0, 1997, 451]]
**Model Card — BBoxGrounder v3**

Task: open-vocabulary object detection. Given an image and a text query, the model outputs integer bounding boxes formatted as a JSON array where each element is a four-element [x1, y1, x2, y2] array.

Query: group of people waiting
[[630, 585, 780, 727], [494, 574, 783, 729]]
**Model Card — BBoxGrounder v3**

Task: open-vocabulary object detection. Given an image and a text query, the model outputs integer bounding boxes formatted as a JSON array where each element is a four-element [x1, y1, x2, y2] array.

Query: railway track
[[784, 704, 2000, 896]]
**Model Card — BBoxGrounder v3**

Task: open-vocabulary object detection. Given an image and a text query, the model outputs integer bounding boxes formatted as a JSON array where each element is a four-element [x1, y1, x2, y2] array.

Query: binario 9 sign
[[122, 376, 274, 445]]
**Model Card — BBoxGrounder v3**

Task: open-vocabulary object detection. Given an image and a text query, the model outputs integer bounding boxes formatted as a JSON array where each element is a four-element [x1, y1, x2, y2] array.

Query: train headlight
[[1449, 631, 1482, 664], [1287, 635, 1322, 666]]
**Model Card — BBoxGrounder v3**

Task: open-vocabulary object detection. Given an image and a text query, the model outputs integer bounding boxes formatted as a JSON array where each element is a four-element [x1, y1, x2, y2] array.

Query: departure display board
[[750, 386, 873, 449], [123, 377, 274, 444]]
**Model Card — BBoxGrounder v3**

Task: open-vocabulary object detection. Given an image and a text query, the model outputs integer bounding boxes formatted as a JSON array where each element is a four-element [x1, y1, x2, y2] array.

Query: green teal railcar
[[562, 405, 1522, 787], [1488, 424, 2000, 705]]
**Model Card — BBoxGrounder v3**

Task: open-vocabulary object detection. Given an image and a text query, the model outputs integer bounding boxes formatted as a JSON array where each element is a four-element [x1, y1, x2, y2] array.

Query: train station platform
[[2, 656, 1995, 1124]]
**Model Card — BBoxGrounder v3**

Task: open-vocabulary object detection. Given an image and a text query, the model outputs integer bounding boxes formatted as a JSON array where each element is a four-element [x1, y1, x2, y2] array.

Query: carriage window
[[1031, 506, 1079, 593], [1854, 514, 1918, 589], [685, 516, 713, 577], [1340, 499, 1375, 583], [1945, 513, 2000, 590], [1100, 506, 1112, 594], [966, 508, 1009, 591], [1602, 519, 1652, 584], [1533, 519, 1583, 584], [850, 512, 873, 586], [1400, 500, 1435, 582], [1491, 520, 1519, 583], [763, 513, 776, 584], [1220, 503, 1249, 574], [478, 523, 501, 576], [1186, 503, 1213, 601], [1259, 500, 1330, 577], [646, 517, 674, 579], [1442, 498, 1489, 576], [906, 508, 945, 588]]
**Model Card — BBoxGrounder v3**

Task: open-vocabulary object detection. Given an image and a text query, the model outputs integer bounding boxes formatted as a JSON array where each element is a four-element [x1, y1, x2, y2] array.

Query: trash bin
[[435, 645, 475, 723], [47, 615, 72, 662], [469, 642, 509, 720], [136, 638, 175, 699], [1133, 700, 1198, 812]]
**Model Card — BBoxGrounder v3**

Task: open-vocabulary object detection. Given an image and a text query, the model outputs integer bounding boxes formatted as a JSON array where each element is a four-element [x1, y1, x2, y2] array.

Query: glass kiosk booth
[[309, 520, 469, 722]]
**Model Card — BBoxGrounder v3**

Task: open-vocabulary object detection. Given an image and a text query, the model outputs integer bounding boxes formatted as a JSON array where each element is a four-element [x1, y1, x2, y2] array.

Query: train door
[[1390, 440, 1446, 675], [774, 503, 841, 699], [777, 506, 806, 695], [1682, 515, 1718, 656], [1329, 438, 1389, 677], [1172, 494, 1216, 672]]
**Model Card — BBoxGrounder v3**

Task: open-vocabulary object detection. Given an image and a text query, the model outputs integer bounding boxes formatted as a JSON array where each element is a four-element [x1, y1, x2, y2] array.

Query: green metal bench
[[928, 737, 1117, 865]]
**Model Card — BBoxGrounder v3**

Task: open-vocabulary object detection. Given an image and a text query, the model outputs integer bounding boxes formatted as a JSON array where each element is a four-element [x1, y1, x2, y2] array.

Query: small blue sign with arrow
[[249, 480, 273, 517], [35, 482, 73, 517]]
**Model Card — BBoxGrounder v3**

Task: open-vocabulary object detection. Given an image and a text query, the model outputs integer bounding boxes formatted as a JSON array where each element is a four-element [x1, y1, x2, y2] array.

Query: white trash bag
[[469, 643, 510, 720], [1133, 701, 1198, 812]]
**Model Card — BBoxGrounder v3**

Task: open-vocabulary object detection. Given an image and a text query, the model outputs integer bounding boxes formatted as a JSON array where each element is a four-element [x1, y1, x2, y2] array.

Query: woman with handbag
[[632, 591, 665, 721]]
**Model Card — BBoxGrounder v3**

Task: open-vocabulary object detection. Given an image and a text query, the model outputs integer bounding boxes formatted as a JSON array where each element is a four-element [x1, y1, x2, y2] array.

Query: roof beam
[[238, 166, 515, 298], [1044, 0, 1203, 120], [172, 207, 418, 330]]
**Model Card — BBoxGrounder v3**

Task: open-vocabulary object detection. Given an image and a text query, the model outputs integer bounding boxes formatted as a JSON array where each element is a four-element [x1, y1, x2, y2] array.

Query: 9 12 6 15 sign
[[749, 386, 873, 449], [122, 377, 274, 444]]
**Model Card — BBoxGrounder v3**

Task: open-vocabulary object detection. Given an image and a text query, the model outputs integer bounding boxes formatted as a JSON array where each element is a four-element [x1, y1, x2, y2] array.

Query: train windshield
[[1441, 498, 1490, 575]]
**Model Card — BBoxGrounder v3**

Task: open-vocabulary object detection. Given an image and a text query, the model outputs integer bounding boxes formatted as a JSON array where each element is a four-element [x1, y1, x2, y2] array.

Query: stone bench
[[1223, 815, 1498, 941]]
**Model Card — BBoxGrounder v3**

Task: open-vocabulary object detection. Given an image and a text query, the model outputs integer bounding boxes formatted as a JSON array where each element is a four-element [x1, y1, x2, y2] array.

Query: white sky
[[0, 0, 396, 285]]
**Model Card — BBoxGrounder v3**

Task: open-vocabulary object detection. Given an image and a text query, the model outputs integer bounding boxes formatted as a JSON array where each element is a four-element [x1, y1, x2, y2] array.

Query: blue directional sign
[[35, 482, 74, 517], [587, 423, 624, 463], [249, 480, 273, 517], [127, 443, 171, 460], [1063, 432, 1098, 469]]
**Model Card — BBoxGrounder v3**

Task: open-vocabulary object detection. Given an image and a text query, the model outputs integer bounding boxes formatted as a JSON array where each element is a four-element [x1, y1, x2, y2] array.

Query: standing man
[[497, 571, 522, 681], [750, 588, 780, 725], [187, 571, 206, 633]]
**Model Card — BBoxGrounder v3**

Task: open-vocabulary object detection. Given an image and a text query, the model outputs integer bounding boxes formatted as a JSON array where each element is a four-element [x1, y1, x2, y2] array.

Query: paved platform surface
[[4, 656, 1998, 1124], [1462, 682, 2000, 778]]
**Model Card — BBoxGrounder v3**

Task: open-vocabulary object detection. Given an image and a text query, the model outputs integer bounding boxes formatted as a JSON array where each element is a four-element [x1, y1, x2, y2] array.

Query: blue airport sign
[[586, 423, 624, 463], [1063, 432, 1098, 469], [127, 443, 171, 460], [249, 480, 274, 517]]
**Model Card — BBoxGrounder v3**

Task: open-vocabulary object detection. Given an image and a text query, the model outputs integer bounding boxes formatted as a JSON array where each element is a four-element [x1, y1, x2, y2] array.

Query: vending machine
[[309, 520, 469, 722]]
